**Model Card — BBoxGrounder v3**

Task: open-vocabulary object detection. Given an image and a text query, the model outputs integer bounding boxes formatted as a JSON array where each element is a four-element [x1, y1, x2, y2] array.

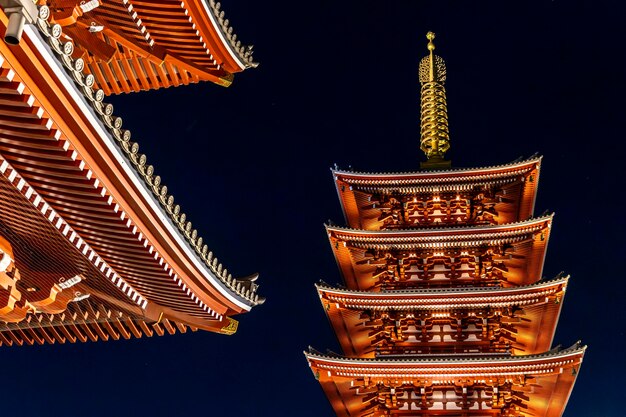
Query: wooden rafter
[[45, 0, 243, 94]]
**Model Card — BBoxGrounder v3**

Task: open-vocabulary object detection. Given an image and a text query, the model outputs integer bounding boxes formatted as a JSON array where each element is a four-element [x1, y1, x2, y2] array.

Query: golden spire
[[419, 31, 451, 169]]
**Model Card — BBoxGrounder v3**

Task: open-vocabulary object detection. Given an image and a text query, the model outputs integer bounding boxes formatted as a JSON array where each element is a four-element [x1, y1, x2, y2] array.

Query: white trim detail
[[200, 0, 246, 70]]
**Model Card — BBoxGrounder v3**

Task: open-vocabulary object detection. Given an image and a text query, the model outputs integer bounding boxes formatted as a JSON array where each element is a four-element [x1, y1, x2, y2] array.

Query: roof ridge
[[325, 213, 553, 235], [35, 6, 263, 307], [315, 274, 569, 296], [331, 154, 542, 177], [306, 341, 586, 363]]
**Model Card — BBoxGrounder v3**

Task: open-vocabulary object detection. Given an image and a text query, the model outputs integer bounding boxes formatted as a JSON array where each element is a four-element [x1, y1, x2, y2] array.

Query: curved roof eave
[[200, 0, 259, 71], [316, 275, 569, 299], [305, 341, 586, 365], [26, 9, 263, 312], [331, 155, 542, 181], [326, 214, 553, 240]]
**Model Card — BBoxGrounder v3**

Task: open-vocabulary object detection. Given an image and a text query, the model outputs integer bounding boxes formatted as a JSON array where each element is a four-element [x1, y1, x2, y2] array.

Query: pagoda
[[0, 0, 263, 347], [305, 32, 584, 416]]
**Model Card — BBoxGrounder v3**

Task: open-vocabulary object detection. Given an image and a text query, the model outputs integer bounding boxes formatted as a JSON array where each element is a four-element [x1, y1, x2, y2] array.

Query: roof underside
[[45, 0, 257, 94]]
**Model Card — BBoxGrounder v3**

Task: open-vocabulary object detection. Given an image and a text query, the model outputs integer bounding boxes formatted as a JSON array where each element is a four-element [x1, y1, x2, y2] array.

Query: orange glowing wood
[[307, 40, 581, 416], [0, 5, 261, 347]]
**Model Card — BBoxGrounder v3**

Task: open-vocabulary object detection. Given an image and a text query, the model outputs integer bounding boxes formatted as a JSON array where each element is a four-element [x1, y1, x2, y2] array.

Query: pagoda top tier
[[41, 0, 258, 93], [331, 33, 542, 230], [332, 156, 541, 230]]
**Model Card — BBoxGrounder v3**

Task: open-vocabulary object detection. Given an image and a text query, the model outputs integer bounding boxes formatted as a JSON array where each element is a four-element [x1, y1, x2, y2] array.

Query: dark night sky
[[5, 1, 626, 416]]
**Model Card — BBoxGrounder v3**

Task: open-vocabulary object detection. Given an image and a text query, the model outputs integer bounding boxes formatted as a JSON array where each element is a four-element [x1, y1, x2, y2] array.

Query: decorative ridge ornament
[[419, 32, 451, 170]]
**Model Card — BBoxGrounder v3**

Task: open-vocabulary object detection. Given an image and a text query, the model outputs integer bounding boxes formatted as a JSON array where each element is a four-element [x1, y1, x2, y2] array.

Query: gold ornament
[[419, 32, 451, 169]]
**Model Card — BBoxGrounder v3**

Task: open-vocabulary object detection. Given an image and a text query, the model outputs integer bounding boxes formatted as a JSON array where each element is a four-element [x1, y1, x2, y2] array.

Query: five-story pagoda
[[305, 32, 585, 417]]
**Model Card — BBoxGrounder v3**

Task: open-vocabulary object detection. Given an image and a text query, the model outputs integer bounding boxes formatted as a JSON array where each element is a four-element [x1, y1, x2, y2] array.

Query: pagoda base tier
[[306, 343, 585, 417]]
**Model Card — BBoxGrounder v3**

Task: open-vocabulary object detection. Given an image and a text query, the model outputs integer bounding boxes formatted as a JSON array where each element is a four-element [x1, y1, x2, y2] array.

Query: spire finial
[[426, 31, 435, 51], [426, 32, 436, 82], [418, 31, 451, 170]]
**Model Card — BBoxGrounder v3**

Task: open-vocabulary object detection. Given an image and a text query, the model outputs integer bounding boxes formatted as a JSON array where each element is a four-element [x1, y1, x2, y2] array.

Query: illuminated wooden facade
[[306, 33, 584, 416], [0, 1, 262, 346]]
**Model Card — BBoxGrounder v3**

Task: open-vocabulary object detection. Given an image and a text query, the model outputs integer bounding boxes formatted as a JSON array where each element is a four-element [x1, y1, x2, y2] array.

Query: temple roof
[[0, 5, 262, 339], [42, 14, 262, 305], [317, 277, 567, 356], [332, 156, 541, 229], [45, 0, 257, 93], [327, 215, 552, 289]]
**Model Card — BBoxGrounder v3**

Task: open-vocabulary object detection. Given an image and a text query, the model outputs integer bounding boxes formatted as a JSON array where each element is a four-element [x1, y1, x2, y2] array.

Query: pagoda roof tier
[[316, 276, 567, 357], [0, 8, 261, 338], [43, 0, 257, 94], [306, 342, 585, 417], [332, 156, 541, 230], [327, 216, 552, 290]]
